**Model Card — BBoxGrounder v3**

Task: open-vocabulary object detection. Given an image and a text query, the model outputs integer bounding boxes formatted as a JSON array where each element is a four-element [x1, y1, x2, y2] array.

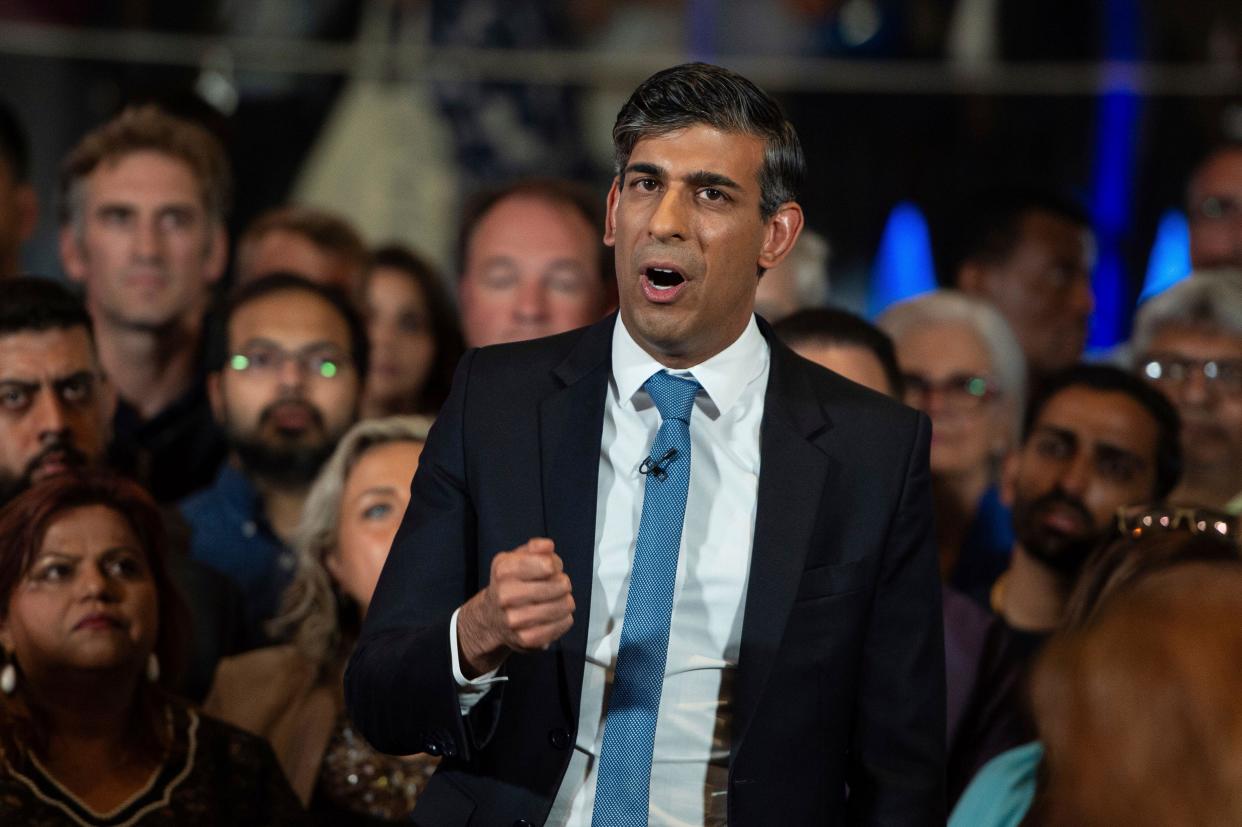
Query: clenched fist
[[456, 537, 575, 678]]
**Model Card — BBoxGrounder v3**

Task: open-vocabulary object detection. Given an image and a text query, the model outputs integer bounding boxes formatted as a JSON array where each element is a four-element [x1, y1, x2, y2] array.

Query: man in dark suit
[[347, 63, 944, 826]]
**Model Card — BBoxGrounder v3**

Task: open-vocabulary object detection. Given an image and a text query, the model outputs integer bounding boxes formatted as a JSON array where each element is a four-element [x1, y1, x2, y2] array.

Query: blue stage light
[[1138, 210, 1191, 302], [868, 201, 937, 318]]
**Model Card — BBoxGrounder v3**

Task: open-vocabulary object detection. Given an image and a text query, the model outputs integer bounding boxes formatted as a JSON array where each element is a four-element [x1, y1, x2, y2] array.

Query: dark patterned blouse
[[0, 703, 304, 825]]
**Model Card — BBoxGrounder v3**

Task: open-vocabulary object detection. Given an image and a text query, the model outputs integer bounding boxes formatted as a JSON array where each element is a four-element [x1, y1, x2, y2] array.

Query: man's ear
[[206, 371, 225, 423], [756, 202, 804, 272], [14, 184, 37, 243], [204, 223, 228, 286], [603, 178, 620, 247], [59, 225, 88, 284], [957, 261, 986, 295]]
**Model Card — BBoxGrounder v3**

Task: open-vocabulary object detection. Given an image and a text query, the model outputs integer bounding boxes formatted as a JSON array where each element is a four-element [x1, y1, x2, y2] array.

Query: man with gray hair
[[58, 105, 231, 501], [1131, 272, 1242, 512]]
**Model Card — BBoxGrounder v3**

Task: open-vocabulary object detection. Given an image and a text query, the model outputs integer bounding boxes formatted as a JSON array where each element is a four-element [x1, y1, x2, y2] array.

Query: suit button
[[548, 727, 571, 750], [424, 740, 443, 757]]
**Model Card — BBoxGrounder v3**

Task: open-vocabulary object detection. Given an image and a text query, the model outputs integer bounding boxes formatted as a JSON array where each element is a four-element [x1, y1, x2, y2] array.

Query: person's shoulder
[[178, 465, 238, 518], [470, 316, 613, 375], [771, 339, 917, 427], [189, 702, 291, 770], [204, 645, 322, 720], [177, 702, 309, 821]]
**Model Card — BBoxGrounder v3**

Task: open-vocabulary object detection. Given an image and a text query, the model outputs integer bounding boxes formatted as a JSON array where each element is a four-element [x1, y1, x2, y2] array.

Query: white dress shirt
[[454, 315, 769, 826]]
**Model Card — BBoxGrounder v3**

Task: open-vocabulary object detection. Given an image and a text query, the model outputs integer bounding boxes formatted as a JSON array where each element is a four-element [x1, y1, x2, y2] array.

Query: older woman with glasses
[[206, 415, 437, 823], [0, 472, 302, 825], [1130, 272, 1242, 513], [880, 289, 1027, 603]]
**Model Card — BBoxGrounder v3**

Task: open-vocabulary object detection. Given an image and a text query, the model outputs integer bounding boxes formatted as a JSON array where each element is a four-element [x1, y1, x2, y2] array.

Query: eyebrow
[[356, 486, 402, 499], [1094, 442, 1147, 469], [623, 162, 743, 192], [1035, 424, 1077, 444], [0, 370, 95, 388]]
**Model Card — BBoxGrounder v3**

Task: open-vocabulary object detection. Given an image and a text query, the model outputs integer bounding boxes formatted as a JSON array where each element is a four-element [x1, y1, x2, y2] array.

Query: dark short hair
[[0, 276, 94, 343], [364, 244, 465, 413], [237, 205, 368, 283], [1186, 141, 1242, 208], [773, 307, 904, 397], [205, 272, 369, 380], [456, 177, 612, 285], [951, 186, 1092, 278], [1023, 364, 1182, 500], [612, 62, 805, 220], [0, 99, 30, 182]]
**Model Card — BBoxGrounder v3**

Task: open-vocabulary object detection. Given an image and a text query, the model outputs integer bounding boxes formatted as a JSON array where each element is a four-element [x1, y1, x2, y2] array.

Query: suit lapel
[[539, 315, 615, 719], [733, 332, 838, 751]]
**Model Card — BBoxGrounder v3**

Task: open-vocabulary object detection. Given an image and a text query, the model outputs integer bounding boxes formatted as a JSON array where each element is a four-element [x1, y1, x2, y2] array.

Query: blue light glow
[[1139, 210, 1191, 302], [868, 201, 937, 318]]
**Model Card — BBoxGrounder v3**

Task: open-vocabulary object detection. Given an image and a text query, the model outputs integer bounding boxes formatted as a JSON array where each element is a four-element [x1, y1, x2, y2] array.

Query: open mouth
[[641, 265, 687, 302]]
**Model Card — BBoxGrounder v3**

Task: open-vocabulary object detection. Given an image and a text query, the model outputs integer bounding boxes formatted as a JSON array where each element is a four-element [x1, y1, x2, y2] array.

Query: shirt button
[[547, 728, 571, 750], [241, 520, 257, 538]]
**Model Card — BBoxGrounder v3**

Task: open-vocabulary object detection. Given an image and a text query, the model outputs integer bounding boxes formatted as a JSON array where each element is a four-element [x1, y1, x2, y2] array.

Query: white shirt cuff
[[450, 606, 508, 714]]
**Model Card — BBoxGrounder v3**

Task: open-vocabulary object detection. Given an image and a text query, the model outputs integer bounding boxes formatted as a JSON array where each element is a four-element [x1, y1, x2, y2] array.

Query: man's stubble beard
[[1010, 487, 1105, 576], [224, 399, 349, 489]]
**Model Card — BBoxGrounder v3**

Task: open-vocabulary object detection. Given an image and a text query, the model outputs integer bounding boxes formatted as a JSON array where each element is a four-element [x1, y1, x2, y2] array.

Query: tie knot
[[644, 370, 700, 423]]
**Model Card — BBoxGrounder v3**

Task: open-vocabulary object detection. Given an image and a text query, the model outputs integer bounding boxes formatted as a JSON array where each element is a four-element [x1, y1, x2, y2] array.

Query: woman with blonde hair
[[206, 415, 437, 822]]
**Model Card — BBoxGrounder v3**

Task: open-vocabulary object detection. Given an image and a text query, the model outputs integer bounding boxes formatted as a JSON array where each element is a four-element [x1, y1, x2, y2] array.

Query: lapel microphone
[[639, 448, 679, 481]]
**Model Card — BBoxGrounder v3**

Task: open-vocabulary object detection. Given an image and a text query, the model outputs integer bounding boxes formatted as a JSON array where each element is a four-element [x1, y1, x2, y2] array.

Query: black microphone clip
[[639, 447, 679, 481]]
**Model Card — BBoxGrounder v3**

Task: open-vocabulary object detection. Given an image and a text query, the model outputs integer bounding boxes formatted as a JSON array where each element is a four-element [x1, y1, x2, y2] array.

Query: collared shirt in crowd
[[180, 463, 297, 645]]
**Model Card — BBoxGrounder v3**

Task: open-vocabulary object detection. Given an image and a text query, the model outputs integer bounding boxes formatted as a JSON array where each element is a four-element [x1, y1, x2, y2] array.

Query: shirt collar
[[611, 313, 769, 416]]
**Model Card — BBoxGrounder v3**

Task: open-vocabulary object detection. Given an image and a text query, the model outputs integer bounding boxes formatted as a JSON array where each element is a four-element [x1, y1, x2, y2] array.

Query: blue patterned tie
[[592, 370, 701, 827]]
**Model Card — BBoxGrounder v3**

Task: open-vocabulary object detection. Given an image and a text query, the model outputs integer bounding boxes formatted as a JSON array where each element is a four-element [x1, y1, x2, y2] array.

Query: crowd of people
[[0, 58, 1240, 825]]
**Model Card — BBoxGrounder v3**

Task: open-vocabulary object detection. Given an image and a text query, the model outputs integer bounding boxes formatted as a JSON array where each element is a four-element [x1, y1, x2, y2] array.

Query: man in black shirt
[[59, 105, 231, 502], [990, 365, 1182, 661]]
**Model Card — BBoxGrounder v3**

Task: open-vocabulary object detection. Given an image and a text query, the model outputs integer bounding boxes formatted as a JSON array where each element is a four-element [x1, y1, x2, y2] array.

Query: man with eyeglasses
[[1131, 274, 1242, 513], [990, 365, 1181, 663], [1186, 143, 1242, 271], [181, 273, 367, 643]]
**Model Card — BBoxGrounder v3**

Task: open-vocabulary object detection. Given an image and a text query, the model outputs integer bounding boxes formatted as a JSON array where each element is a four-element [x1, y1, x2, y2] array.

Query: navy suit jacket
[[346, 313, 946, 825]]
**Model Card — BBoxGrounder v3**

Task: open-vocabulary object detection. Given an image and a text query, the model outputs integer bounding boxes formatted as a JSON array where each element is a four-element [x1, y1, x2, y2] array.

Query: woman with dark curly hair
[[0, 471, 303, 825]]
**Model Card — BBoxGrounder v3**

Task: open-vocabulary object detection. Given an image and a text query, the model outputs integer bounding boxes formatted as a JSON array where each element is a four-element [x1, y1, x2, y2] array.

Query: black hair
[[205, 272, 369, 380], [1023, 364, 1182, 500], [456, 177, 613, 286], [773, 306, 904, 397], [365, 244, 465, 413], [949, 186, 1092, 280], [612, 62, 805, 221], [0, 277, 93, 341], [1185, 141, 1242, 208], [0, 99, 30, 182]]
